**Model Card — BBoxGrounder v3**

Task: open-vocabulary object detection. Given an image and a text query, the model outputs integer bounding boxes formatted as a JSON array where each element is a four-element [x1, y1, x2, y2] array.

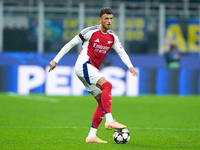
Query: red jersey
[[54, 25, 133, 70], [79, 25, 116, 69]]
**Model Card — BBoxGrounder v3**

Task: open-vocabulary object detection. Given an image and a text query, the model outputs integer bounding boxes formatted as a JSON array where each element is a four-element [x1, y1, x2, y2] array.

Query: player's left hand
[[129, 67, 138, 77], [49, 60, 57, 72]]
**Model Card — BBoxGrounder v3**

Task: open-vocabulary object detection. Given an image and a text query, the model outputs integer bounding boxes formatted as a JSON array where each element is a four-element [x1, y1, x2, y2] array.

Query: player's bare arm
[[48, 60, 57, 72]]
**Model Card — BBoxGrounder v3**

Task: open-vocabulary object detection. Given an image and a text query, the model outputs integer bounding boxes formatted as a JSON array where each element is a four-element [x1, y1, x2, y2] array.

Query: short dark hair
[[99, 7, 113, 17]]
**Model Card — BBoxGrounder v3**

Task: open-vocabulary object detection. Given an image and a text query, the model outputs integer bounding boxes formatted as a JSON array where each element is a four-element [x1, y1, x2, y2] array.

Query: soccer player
[[49, 7, 138, 143]]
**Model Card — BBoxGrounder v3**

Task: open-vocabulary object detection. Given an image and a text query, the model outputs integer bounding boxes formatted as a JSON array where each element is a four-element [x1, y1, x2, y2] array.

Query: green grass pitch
[[0, 93, 200, 150]]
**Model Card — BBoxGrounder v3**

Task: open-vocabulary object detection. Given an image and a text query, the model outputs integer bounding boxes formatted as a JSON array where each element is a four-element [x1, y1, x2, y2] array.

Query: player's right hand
[[49, 60, 57, 72]]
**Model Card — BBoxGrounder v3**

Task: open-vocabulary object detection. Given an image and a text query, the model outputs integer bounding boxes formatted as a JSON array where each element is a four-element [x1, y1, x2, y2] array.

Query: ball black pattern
[[113, 128, 130, 144]]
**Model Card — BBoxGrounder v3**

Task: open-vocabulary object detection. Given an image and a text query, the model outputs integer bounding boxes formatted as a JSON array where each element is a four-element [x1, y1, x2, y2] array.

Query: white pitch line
[[7, 92, 60, 103], [128, 127, 200, 131], [0, 126, 88, 129], [1, 126, 200, 131]]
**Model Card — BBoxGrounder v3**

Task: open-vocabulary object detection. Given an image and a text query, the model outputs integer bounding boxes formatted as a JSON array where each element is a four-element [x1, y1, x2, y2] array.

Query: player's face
[[99, 14, 113, 32]]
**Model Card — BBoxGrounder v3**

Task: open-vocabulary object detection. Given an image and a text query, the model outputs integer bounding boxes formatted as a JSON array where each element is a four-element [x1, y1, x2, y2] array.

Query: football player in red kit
[[49, 7, 138, 143]]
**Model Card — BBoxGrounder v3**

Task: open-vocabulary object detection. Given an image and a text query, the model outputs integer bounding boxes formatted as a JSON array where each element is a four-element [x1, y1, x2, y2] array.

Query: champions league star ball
[[113, 128, 130, 144]]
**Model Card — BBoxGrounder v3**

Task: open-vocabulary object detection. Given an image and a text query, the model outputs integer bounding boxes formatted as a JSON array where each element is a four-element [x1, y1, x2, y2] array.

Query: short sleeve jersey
[[78, 25, 119, 69]]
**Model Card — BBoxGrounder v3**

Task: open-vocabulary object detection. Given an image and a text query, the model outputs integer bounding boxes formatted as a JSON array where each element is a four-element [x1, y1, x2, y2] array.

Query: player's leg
[[76, 63, 112, 119], [96, 77, 113, 122], [96, 77, 127, 130], [86, 93, 107, 143], [91, 94, 104, 129], [75, 63, 125, 143], [75, 63, 107, 143]]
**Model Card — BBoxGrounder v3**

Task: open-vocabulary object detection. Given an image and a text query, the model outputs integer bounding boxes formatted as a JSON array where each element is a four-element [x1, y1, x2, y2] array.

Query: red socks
[[100, 81, 112, 113], [92, 81, 112, 129], [92, 99, 105, 129]]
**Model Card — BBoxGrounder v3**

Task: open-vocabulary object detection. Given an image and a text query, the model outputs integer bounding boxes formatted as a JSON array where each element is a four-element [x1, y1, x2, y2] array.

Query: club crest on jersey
[[94, 38, 100, 43], [107, 41, 113, 44]]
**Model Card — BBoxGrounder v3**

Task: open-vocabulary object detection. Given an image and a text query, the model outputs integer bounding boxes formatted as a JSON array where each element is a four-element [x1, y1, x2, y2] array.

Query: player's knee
[[101, 81, 112, 91]]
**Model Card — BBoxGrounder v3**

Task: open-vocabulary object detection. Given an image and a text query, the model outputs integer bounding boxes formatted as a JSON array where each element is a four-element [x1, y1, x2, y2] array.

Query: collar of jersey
[[98, 25, 108, 34]]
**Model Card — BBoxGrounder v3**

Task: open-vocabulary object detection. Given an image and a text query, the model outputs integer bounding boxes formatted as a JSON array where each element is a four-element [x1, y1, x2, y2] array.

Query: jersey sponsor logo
[[94, 38, 100, 43], [107, 41, 113, 44], [93, 43, 110, 50], [93, 43, 110, 54]]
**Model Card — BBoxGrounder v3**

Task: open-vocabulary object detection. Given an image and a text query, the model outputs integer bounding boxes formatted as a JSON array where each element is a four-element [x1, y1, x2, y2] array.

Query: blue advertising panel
[[0, 53, 200, 96], [0, 66, 18, 93], [138, 68, 156, 94], [179, 69, 199, 95], [0, 65, 140, 96], [0, 65, 200, 96], [156, 68, 179, 95]]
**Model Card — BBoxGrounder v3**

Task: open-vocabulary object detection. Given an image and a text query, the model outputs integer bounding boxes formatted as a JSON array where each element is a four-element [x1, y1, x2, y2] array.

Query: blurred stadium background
[[0, 0, 200, 96]]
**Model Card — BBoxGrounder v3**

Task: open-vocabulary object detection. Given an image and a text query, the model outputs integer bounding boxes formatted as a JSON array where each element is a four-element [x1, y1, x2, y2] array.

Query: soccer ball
[[113, 128, 130, 144]]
